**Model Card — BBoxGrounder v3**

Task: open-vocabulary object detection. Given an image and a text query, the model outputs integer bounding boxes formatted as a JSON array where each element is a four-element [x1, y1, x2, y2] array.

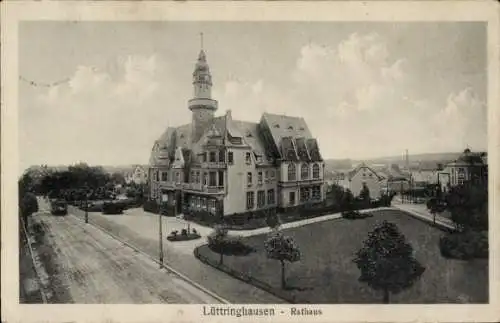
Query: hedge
[[439, 231, 488, 260]]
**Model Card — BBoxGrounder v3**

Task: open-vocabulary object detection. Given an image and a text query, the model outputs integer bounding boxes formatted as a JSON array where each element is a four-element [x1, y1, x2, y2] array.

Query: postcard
[[1, 1, 499, 322]]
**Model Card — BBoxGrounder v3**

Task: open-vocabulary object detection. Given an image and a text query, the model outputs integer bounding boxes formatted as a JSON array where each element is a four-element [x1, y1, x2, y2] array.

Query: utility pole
[[158, 194, 164, 268], [84, 184, 89, 224]]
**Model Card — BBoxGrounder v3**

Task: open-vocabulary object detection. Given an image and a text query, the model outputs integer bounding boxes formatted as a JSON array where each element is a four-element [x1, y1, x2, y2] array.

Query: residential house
[[126, 165, 148, 185], [337, 163, 385, 199]]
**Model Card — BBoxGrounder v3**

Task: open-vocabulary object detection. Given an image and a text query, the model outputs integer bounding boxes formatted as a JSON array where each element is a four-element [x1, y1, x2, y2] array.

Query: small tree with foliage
[[207, 225, 229, 265], [20, 192, 38, 229], [360, 183, 370, 201], [353, 221, 425, 303], [264, 232, 301, 289], [341, 189, 355, 211]]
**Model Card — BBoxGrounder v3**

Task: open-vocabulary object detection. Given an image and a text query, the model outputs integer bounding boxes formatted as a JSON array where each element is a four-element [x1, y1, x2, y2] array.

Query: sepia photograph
[[2, 1, 499, 323]]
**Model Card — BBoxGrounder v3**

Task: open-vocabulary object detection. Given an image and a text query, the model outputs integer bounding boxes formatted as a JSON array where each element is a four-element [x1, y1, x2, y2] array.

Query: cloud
[[431, 87, 487, 151], [24, 54, 177, 167]]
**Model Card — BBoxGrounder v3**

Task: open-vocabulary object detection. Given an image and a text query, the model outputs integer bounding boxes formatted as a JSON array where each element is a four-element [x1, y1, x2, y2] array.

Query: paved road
[[32, 207, 221, 303]]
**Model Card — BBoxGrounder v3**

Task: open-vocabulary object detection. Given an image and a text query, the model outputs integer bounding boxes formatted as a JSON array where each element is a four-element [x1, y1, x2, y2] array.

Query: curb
[[68, 213, 230, 304]]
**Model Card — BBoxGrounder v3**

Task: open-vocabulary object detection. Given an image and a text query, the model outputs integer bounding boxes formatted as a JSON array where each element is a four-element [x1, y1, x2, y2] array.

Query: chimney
[[226, 109, 232, 120]]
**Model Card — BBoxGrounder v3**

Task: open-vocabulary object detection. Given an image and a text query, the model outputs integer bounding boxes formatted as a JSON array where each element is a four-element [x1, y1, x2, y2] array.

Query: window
[[265, 171, 269, 180], [219, 150, 225, 162], [175, 172, 180, 183], [288, 163, 296, 181], [257, 190, 265, 208], [209, 151, 216, 162], [301, 163, 309, 180], [300, 187, 310, 202], [190, 171, 195, 182], [196, 197, 201, 208], [203, 172, 208, 185], [270, 170, 275, 178], [247, 172, 253, 186], [228, 152, 234, 164], [190, 197, 195, 208], [161, 171, 168, 181], [209, 172, 217, 186], [256, 155, 262, 163], [201, 198, 207, 210], [208, 199, 216, 212], [246, 191, 255, 209], [289, 191, 296, 205], [218, 171, 224, 186], [196, 171, 200, 183], [313, 164, 320, 179], [312, 186, 321, 200], [202, 152, 207, 162], [273, 123, 280, 128], [258, 172, 263, 185], [267, 189, 275, 205], [245, 152, 251, 164], [288, 125, 294, 130]]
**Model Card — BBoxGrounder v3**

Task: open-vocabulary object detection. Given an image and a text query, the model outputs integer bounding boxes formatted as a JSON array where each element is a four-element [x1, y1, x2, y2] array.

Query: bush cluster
[[341, 210, 373, 220], [207, 227, 254, 255], [102, 202, 125, 215], [439, 231, 488, 260]]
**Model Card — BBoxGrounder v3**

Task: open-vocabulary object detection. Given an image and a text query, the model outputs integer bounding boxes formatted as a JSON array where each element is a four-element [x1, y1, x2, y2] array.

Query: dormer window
[[246, 131, 253, 137], [288, 125, 294, 130], [180, 134, 185, 139], [273, 124, 280, 128], [299, 127, 305, 131]]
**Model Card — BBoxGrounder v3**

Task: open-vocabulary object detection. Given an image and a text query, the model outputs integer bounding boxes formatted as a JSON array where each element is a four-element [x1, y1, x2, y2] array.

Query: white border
[[2, 1, 499, 322]]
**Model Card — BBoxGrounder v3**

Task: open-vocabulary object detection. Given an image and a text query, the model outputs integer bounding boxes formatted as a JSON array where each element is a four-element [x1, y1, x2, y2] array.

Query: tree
[[20, 192, 38, 229], [445, 181, 488, 231], [359, 183, 370, 201], [207, 225, 229, 265], [264, 232, 301, 289], [353, 221, 425, 303], [341, 189, 355, 211], [265, 209, 281, 232]]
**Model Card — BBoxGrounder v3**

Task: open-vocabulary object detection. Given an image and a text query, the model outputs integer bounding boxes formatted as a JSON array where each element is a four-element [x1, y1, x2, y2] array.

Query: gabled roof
[[232, 120, 266, 155], [261, 113, 312, 149], [347, 163, 385, 181]]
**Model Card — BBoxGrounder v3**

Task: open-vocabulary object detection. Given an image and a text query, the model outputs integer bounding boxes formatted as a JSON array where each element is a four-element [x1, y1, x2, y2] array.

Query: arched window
[[288, 163, 296, 181], [313, 163, 320, 179], [301, 163, 309, 180]]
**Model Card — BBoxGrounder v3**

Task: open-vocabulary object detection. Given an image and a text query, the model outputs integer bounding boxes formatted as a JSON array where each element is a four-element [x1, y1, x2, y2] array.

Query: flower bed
[[166, 228, 202, 242]]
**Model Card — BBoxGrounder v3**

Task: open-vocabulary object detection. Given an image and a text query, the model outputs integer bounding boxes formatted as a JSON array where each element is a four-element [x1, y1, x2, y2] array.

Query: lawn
[[196, 209, 488, 304]]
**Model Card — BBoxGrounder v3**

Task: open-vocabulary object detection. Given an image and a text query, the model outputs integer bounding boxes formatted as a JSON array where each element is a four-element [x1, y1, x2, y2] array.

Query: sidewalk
[[392, 199, 455, 230]]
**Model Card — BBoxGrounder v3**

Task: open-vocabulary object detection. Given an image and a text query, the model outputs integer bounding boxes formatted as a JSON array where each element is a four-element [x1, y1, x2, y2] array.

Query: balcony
[[183, 183, 225, 195], [160, 181, 183, 190], [200, 162, 227, 169]]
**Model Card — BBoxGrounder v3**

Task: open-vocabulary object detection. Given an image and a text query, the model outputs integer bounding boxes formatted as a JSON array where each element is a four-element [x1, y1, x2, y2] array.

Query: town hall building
[[148, 47, 325, 217]]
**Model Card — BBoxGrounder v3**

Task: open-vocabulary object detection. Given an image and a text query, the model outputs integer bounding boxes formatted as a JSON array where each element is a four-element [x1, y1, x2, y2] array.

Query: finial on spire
[[200, 32, 204, 50]]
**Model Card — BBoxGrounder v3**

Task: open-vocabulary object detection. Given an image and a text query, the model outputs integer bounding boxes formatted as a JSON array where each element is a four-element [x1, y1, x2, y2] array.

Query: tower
[[189, 33, 218, 144]]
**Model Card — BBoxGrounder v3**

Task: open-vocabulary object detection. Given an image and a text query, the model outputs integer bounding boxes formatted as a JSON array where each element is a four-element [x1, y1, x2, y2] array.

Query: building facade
[[440, 148, 487, 189], [336, 163, 385, 199], [148, 48, 325, 216], [126, 165, 148, 185]]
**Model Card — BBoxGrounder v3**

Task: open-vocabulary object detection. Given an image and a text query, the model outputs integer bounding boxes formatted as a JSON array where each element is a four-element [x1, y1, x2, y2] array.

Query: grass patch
[[195, 209, 488, 304]]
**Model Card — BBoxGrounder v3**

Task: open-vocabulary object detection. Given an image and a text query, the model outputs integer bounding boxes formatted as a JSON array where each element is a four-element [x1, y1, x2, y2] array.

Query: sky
[[18, 21, 488, 171]]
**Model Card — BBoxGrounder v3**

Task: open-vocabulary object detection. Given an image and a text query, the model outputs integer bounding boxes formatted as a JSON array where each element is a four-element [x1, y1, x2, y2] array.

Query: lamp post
[[158, 193, 164, 268]]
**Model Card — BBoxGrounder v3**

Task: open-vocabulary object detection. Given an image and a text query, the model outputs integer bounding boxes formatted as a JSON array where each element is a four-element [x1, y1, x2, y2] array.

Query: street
[[30, 204, 222, 304]]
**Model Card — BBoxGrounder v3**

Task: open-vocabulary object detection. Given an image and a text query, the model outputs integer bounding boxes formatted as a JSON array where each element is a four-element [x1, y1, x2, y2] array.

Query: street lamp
[[158, 192, 165, 268]]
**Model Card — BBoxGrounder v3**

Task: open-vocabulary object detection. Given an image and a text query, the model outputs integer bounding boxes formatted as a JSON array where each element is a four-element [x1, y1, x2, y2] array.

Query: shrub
[[102, 202, 124, 215], [439, 231, 488, 260], [342, 210, 373, 220], [181, 229, 188, 236]]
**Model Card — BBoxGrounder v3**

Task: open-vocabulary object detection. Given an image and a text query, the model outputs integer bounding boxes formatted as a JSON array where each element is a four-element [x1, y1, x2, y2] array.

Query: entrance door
[[289, 191, 296, 206], [176, 191, 182, 214]]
